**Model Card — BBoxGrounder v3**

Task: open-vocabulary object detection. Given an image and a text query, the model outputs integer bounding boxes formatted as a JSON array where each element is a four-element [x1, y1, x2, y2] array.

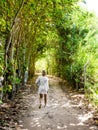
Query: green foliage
[[52, 3, 98, 106], [3, 85, 12, 93], [0, 42, 4, 75], [0, 0, 98, 106], [0, 100, 3, 104], [13, 77, 21, 84], [85, 82, 98, 106]]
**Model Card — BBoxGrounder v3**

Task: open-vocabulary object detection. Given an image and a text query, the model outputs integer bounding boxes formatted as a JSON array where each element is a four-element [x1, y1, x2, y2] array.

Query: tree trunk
[[4, 0, 25, 99]]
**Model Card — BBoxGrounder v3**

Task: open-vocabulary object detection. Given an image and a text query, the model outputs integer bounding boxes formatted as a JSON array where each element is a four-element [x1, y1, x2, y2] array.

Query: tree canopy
[[0, 0, 98, 105]]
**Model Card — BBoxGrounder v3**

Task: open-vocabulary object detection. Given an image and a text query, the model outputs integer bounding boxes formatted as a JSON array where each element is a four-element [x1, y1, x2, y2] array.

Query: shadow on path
[[17, 77, 98, 130]]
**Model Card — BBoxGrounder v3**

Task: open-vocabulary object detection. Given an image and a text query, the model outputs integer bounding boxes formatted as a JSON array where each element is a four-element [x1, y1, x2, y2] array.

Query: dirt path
[[17, 77, 98, 130]]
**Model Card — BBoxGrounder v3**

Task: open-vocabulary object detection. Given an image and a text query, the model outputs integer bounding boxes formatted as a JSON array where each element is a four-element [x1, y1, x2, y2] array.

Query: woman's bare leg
[[39, 94, 43, 108], [44, 94, 47, 107]]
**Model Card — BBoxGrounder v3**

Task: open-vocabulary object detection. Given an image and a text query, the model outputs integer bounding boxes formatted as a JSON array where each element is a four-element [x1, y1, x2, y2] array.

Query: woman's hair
[[42, 70, 46, 76]]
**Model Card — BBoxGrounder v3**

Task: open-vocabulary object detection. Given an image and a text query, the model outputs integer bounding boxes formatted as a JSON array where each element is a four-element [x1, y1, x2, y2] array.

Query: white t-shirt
[[36, 75, 49, 94]]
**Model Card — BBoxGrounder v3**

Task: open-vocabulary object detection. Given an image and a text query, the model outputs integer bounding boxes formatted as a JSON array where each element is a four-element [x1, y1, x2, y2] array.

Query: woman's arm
[[35, 76, 40, 86]]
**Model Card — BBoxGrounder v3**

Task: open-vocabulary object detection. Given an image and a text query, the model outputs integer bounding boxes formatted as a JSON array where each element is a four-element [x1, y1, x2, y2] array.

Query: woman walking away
[[36, 70, 49, 109]]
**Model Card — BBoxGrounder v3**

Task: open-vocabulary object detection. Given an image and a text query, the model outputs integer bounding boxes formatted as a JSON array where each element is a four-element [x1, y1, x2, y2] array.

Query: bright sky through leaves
[[85, 0, 98, 15]]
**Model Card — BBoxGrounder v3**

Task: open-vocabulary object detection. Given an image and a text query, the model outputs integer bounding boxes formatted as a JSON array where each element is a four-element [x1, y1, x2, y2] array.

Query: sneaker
[[39, 104, 41, 109]]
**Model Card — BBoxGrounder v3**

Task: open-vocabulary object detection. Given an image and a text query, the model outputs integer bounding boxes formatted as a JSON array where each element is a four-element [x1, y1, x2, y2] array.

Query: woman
[[36, 70, 49, 109]]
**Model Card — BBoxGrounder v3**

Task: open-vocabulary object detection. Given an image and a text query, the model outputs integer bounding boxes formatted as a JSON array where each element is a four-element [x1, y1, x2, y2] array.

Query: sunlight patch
[[89, 126, 98, 130], [78, 112, 93, 122], [57, 126, 67, 129], [77, 122, 84, 126], [70, 123, 76, 126], [61, 102, 70, 108]]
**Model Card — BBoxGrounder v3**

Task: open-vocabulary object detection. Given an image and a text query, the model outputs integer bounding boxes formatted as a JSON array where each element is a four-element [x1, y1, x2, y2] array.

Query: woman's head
[[42, 70, 46, 76]]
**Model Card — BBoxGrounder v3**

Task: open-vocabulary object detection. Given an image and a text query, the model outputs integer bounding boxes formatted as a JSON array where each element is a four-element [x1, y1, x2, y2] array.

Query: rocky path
[[16, 77, 98, 130]]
